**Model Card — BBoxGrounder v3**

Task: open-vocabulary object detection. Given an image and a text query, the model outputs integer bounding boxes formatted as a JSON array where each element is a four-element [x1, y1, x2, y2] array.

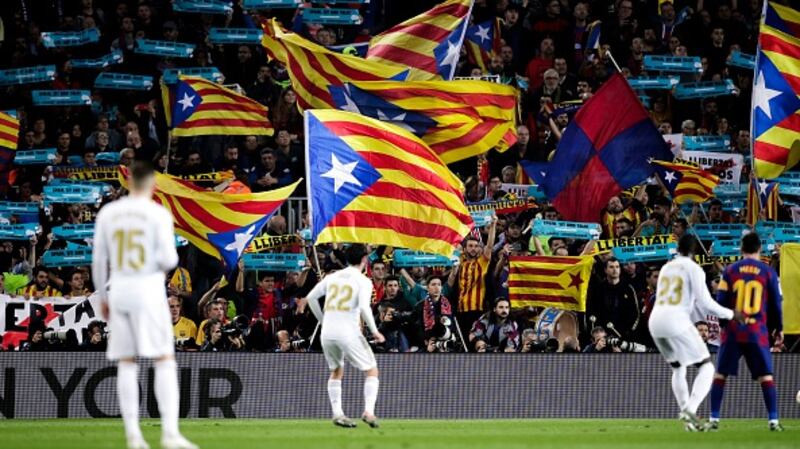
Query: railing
[[282, 197, 308, 233]]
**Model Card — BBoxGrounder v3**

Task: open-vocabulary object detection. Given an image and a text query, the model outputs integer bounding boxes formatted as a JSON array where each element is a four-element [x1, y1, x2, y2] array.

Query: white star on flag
[[759, 180, 769, 195], [664, 171, 677, 184], [339, 85, 361, 114], [440, 40, 460, 72], [474, 25, 490, 43], [376, 109, 414, 133], [224, 224, 256, 257], [177, 92, 196, 112], [753, 70, 782, 120], [322, 153, 361, 193]]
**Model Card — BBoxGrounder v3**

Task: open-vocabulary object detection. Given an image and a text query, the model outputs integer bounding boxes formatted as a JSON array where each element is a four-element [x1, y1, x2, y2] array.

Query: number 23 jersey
[[716, 258, 783, 345], [649, 255, 734, 337]]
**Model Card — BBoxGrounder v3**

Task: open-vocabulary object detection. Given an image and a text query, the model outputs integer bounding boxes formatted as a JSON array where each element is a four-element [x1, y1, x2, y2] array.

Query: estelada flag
[[508, 255, 594, 312]]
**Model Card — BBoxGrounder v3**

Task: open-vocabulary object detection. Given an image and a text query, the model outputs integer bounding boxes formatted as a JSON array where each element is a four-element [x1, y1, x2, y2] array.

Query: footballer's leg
[[156, 355, 198, 449], [117, 358, 148, 449], [329, 367, 355, 428], [362, 367, 380, 428]]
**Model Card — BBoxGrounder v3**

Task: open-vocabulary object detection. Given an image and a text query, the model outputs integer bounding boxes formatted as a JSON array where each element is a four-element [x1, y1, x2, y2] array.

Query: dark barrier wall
[[0, 353, 798, 419]]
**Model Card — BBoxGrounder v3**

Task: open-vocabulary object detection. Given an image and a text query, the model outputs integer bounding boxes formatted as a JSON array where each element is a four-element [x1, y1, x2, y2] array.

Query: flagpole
[[164, 130, 173, 175], [605, 50, 623, 74], [748, 1, 769, 226], [654, 173, 711, 256]]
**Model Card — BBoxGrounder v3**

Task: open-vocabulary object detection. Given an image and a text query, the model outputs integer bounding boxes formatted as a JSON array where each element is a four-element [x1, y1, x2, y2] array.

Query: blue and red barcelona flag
[[304, 109, 473, 257], [538, 73, 673, 222]]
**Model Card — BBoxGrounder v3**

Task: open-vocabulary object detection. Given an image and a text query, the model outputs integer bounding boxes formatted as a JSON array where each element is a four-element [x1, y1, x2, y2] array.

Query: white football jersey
[[92, 196, 178, 295], [306, 266, 378, 339], [649, 255, 734, 337]]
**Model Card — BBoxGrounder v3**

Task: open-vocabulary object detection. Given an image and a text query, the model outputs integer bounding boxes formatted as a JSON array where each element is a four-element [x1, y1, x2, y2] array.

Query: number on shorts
[[324, 284, 353, 311], [656, 275, 683, 305], [733, 279, 763, 316], [112, 229, 145, 271]]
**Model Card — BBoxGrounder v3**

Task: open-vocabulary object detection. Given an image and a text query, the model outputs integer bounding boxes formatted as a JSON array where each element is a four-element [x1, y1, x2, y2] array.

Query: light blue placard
[[714, 183, 747, 198], [242, 0, 301, 8], [673, 80, 736, 100], [43, 185, 103, 204], [692, 224, 748, 239], [95, 72, 153, 91], [71, 50, 124, 69], [2, 110, 17, 118], [162, 67, 224, 85], [136, 39, 195, 58], [303, 8, 363, 25], [393, 250, 460, 268], [728, 51, 755, 70], [531, 219, 601, 240], [176, 236, 189, 247], [208, 27, 264, 45], [613, 242, 677, 263], [52, 224, 95, 240], [32, 90, 92, 106], [96, 152, 121, 165], [173, 0, 233, 14], [42, 248, 93, 267], [49, 178, 113, 196], [643, 55, 702, 73], [243, 253, 306, 271], [14, 148, 57, 165], [41, 28, 100, 48], [471, 209, 494, 227], [684, 135, 730, 151], [0, 201, 39, 215], [774, 227, 800, 243], [0, 223, 40, 240], [627, 76, 679, 90], [0, 65, 56, 86], [298, 228, 312, 241], [775, 172, 800, 196], [712, 238, 775, 256]]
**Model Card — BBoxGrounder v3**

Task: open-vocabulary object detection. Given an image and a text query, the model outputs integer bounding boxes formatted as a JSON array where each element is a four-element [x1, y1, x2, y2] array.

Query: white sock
[[327, 379, 344, 418], [671, 365, 690, 411], [154, 359, 180, 440], [117, 362, 143, 441], [687, 362, 715, 414], [364, 377, 379, 416]]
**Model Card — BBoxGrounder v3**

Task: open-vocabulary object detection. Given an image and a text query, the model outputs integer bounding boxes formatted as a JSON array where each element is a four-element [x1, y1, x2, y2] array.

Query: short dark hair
[[33, 265, 49, 276], [129, 160, 154, 187], [741, 232, 762, 255], [709, 198, 723, 207], [493, 297, 510, 308], [426, 274, 445, 285], [345, 244, 367, 265], [653, 196, 671, 208], [678, 234, 699, 257], [385, 275, 400, 284], [674, 218, 688, 228], [604, 257, 620, 270]]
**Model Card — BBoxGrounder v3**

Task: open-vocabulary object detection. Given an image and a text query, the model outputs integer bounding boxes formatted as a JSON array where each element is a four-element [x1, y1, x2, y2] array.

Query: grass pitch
[[0, 419, 796, 449]]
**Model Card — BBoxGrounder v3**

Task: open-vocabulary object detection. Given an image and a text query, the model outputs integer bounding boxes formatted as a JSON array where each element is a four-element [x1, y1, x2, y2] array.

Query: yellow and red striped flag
[[367, 0, 473, 80], [330, 79, 518, 163], [305, 109, 473, 257], [652, 159, 719, 204], [758, 180, 781, 220], [508, 255, 594, 312], [0, 111, 20, 149], [163, 75, 273, 137], [261, 20, 408, 111], [746, 179, 760, 227]]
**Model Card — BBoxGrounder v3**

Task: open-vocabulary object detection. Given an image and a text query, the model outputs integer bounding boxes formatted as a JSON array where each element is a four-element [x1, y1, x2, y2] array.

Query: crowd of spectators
[[0, 0, 797, 354]]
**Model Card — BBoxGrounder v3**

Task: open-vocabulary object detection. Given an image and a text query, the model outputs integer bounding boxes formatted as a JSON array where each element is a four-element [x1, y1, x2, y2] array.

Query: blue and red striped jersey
[[716, 258, 783, 345]]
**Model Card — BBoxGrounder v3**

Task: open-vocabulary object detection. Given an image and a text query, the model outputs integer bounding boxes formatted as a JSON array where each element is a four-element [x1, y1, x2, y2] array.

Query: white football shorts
[[321, 334, 377, 371], [106, 275, 174, 361]]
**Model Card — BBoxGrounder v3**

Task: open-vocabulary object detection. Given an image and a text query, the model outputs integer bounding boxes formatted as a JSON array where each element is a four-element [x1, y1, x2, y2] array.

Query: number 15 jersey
[[716, 258, 783, 345], [649, 255, 734, 337]]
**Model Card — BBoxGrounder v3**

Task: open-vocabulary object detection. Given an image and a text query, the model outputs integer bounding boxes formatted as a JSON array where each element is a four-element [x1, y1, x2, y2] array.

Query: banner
[[246, 234, 303, 253], [692, 223, 748, 240], [470, 209, 494, 227], [302, 8, 363, 25], [0, 294, 102, 349], [242, 253, 306, 271], [780, 243, 800, 334], [0, 201, 39, 215], [208, 27, 263, 45], [170, 171, 233, 183], [594, 234, 674, 253], [673, 80, 737, 100], [393, 249, 459, 268], [172, 0, 233, 14], [96, 152, 120, 165], [663, 133, 682, 155], [40, 28, 100, 48], [643, 55, 702, 73], [681, 150, 743, 184], [728, 50, 755, 70], [135, 39, 195, 58], [41, 248, 93, 267], [32, 90, 91, 106], [14, 148, 57, 165], [43, 185, 103, 204], [683, 135, 730, 152], [0, 223, 40, 240], [500, 183, 548, 201], [71, 50, 124, 69], [52, 224, 95, 240], [0, 65, 56, 86], [612, 242, 677, 263], [694, 254, 743, 266], [531, 219, 601, 240], [466, 197, 537, 215], [54, 166, 120, 182], [712, 238, 775, 257], [162, 67, 224, 85], [775, 172, 800, 196], [242, 0, 300, 7], [94, 72, 153, 91], [626, 76, 679, 90]]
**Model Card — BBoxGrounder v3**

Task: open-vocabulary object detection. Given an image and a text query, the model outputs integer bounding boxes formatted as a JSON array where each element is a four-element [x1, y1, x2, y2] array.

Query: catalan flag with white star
[[163, 75, 274, 137], [752, 2, 800, 178], [759, 180, 781, 220], [652, 159, 719, 204], [508, 255, 594, 312], [305, 109, 473, 257]]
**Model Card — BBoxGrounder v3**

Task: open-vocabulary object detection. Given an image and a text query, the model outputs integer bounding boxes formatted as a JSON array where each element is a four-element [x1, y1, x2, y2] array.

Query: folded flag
[[120, 170, 300, 273], [162, 75, 273, 137], [366, 0, 473, 80], [464, 17, 501, 73], [746, 179, 760, 227], [752, 2, 800, 178], [508, 255, 594, 312], [329, 79, 518, 163], [305, 109, 473, 257], [261, 20, 408, 111], [758, 179, 780, 220], [0, 111, 20, 149], [652, 159, 720, 204], [539, 73, 673, 222]]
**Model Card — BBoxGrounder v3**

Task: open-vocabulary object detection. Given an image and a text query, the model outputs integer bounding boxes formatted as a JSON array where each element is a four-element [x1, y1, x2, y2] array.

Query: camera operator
[[414, 275, 458, 352], [376, 301, 410, 352], [200, 318, 245, 352], [273, 330, 308, 353], [20, 323, 48, 351], [469, 298, 519, 352], [80, 320, 107, 352], [583, 326, 620, 353]]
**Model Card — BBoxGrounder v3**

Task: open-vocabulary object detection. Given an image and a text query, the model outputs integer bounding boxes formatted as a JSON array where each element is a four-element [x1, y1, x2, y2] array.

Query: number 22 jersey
[[716, 258, 783, 346]]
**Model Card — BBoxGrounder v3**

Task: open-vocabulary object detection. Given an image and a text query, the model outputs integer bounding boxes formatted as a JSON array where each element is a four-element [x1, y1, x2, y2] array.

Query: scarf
[[423, 295, 452, 331]]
